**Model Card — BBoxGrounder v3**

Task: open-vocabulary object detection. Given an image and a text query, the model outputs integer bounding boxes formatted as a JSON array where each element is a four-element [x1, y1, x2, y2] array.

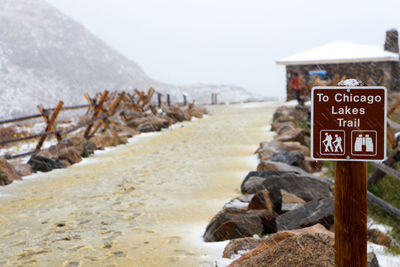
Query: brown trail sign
[[311, 86, 387, 161], [311, 83, 387, 267]]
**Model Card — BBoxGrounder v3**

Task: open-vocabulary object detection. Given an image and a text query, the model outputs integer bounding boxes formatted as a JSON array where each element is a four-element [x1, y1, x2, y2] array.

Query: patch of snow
[[368, 243, 400, 267], [337, 79, 361, 87], [223, 199, 249, 209], [282, 100, 298, 107], [277, 41, 399, 65]]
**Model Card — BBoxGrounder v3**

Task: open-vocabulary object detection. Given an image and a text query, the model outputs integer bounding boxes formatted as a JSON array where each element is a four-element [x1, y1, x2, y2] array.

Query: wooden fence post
[[335, 161, 367, 267], [334, 81, 367, 267], [167, 94, 171, 107], [35, 101, 64, 151], [157, 92, 162, 107], [84, 90, 109, 138]]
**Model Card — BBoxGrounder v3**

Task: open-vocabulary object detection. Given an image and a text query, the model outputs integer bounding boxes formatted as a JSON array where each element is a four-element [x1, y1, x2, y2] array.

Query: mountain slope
[[0, 0, 254, 119]]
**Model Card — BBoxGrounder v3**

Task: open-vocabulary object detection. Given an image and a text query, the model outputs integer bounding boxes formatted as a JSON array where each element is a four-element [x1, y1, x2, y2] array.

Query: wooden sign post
[[311, 81, 387, 267]]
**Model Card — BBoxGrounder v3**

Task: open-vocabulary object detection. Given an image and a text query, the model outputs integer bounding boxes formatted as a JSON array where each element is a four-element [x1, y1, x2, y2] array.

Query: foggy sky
[[47, 0, 400, 97]]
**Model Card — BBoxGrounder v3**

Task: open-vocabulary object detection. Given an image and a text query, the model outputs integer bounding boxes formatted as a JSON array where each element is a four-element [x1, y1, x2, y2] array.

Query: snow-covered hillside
[[0, 0, 255, 119]]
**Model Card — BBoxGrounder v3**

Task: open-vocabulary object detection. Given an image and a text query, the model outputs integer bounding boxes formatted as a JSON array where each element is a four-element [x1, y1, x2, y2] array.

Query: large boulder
[[27, 155, 66, 172], [256, 160, 309, 175], [224, 223, 334, 260], [256, 141, 310, 161], [229, 233, 334, 267], [368, 252, 380, 267], [57, 147, 82, 165], [248, 189, 282, 214], [126, 117, 149, 128], [166, 107, 187, 122], [272, 105, 308, 125], [274, 128, 308, 146], [368, 228, 392, 247], [59, 135, 95, 157], [256, 141, 287, 160], [0, 158, 22, 185], [276, 197, 334, 231], [241, 171, 302, 194], [223, 237, 266, 258], [89, 130, 125, 150], [242, 172, 332, 201], [137, 116, 170, 132], [281, 189, 306, 212], [203, 208, 276, 242], [13, 163, 32, 177], [269, 151, 304, 167], [185, 107, 207, 119]]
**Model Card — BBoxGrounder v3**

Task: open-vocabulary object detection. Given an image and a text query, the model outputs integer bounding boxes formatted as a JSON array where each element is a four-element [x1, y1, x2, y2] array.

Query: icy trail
[[0, 102, 278, 266]]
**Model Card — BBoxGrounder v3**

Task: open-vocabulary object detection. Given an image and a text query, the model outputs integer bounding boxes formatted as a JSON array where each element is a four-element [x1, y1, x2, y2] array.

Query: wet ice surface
[[0, 102, 278, 267]]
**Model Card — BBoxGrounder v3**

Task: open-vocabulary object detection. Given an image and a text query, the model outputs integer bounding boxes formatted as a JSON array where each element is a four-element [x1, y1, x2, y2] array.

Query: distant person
[[291, 72, 301, 103]]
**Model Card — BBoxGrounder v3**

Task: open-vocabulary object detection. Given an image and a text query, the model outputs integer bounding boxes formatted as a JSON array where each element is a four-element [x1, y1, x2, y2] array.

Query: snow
[[276, 41, 399, 65], [368, 243, 400, 267], [282, 100, 298, 107], [337, 79, 361, 86], [223, 198, 249, 209]]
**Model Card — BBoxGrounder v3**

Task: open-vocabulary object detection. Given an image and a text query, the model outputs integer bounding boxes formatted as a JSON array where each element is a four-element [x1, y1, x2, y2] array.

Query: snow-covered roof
[[276, 41, 399, 65]]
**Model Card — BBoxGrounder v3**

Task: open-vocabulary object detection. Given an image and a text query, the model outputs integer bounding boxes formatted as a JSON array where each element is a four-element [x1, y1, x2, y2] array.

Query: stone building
[[277, 29, 400, 101]]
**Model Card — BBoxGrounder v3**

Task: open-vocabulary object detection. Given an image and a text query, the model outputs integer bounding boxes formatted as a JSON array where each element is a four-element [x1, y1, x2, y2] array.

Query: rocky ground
[[205, 101, 400, 267]]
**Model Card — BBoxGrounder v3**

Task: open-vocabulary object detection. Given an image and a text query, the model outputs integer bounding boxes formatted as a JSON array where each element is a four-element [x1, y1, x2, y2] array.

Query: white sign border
[[311, 86, 387, 162]]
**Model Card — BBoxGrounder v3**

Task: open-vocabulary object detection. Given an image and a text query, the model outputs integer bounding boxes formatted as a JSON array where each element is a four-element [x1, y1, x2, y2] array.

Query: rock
[[223, 237, 266, 258], [0, 158, 22, 185], [84, 140, 97, 155], [256, 141, 310, 161], [59, 159, 71, 167], [59, 135, 94, 157], [281, 189, 306, 204], [57, 147, 82, 165], [367, 252, 380, 267], [269, 151, 304, 167], [271, 121, 296, 135], [256, 160, 309, 175], [224, 224, 333, 260], [126, 117, 149, 128], [276, 198, 334, 231], [229, 233, 334, 267], [304, 156, 324, 173], [13, 163, 32, 177], [256, 141, 287, 160], [118, 126, 140, 138], [248, 189, 282, 214], [272, 105, 308, 125], [283, 141, 310, 156], [203, 208, 277, 242], [242, 172, 332, 201], [186, 107, 207, 119], [275, 128, 308, 146], [281, 189, 306, 212], [89, 130, 124, 149], [368, 228, 392, 247], [241, 170, 302, 194], [166, 107, 187, 122], [27, 155, 66, 172], [223, 195, 254, 210], [137, 116, 170, 132], [37, 149, 56, 159]]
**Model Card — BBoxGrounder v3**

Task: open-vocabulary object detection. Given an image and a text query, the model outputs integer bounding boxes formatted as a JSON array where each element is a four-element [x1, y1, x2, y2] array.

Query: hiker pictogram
[[320, 130, 345, 155]]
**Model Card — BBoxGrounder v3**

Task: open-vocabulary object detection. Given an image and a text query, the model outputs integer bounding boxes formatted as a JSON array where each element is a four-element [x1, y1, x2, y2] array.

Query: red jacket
[[292, 77, 300, 90]]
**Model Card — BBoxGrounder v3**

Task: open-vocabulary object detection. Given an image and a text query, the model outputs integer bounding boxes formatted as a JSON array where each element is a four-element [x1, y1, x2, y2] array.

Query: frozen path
[[0, 102, 278, 267]]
